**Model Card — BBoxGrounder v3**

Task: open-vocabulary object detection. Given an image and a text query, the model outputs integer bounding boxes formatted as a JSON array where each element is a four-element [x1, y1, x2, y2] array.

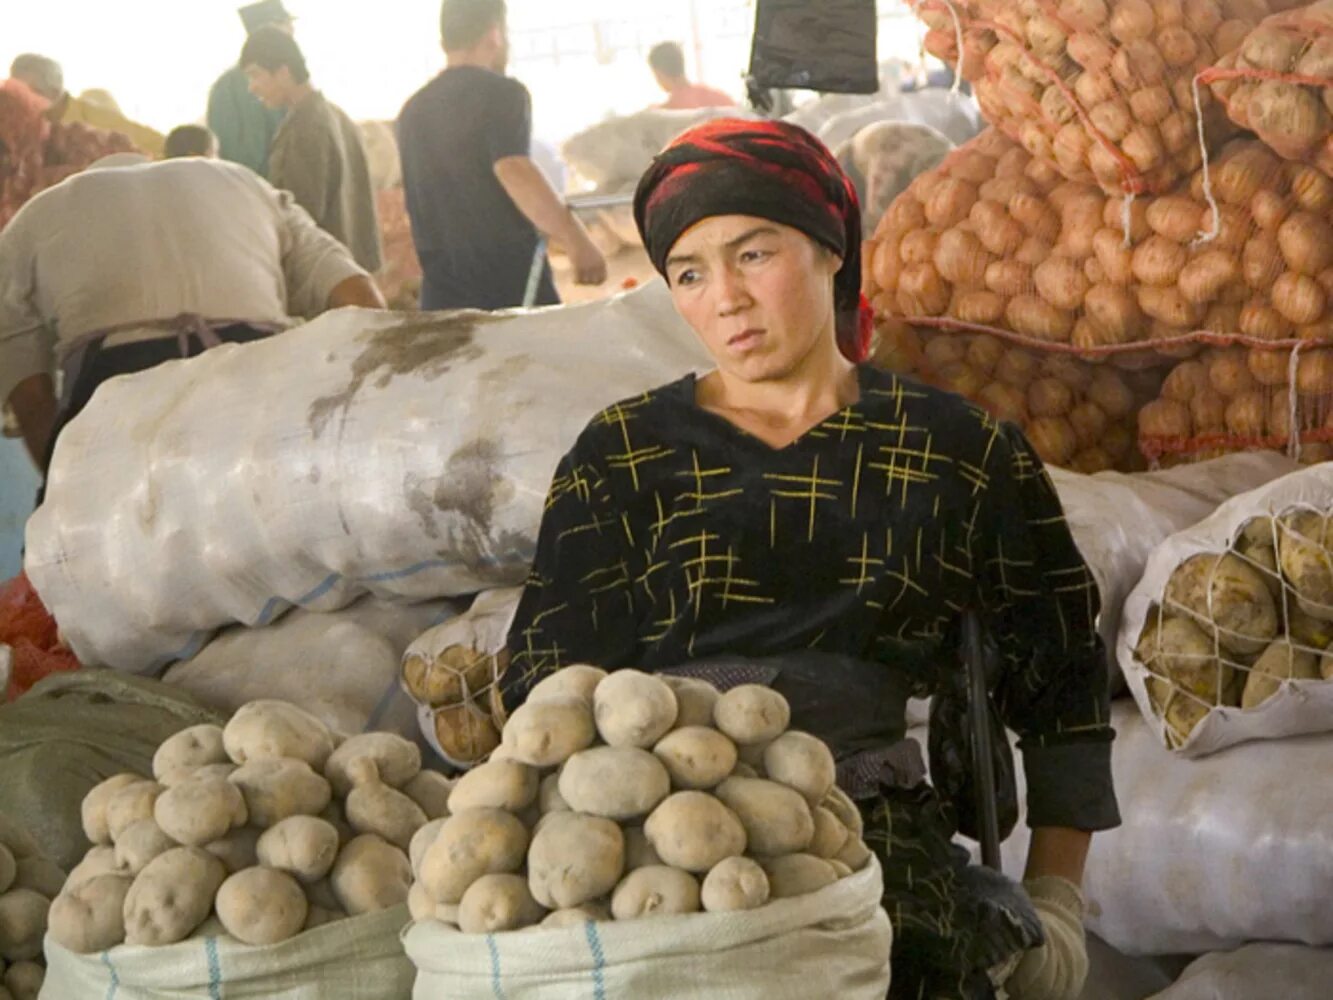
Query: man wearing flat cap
[[207, 0, 292, 177]]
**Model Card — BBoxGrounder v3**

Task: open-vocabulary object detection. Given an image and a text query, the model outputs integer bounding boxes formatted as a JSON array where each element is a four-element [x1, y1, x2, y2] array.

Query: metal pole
[[962, 609, 1002, 871]]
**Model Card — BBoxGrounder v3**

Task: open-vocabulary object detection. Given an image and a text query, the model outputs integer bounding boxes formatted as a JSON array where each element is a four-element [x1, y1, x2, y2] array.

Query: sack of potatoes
[[1120, 465, 1333, 754], [0, 814, 64, 1000], [1138, 346, 1333, 466], [407, 668, 876, 935], [1208, 1, 1333, 176], [45, 699, 454, 954], [864, 131, 1333, 358], [913, 0, 1285, 196]]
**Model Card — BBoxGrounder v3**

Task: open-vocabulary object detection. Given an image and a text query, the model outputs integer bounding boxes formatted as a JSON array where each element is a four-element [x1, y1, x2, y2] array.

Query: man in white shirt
[[0, 154, 385, 470]]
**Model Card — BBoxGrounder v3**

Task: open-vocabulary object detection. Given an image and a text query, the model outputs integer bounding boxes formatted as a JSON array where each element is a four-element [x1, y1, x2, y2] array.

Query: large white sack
[[404, 858, 891, 1000], [27, 281, 710, 672], [164, 595, 462, 739], [954, 701, 1333, 956], [1047, 453, 1299, 689], [1149, 944, 1333, 1000], [1118, 463, 1333, 756], [39, 905, 414, 1000]]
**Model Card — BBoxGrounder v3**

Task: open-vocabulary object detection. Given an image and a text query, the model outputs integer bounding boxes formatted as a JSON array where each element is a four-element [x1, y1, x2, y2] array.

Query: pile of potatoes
[[1137, 346, 1333, 465], [1135, 508, 1333, 746], [0, 816, 64, 1000], [46, 700, 452, 953], [914, 0, 1287, 196], [407, 668, 873, 934], [865, 130, 1333, 357], [1209, 1, 1333, 176], [870, 324, 1159, 471]]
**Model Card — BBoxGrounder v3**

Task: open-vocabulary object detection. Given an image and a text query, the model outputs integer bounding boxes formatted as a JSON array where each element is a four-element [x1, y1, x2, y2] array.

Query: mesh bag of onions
[[1138, 345, 1333, 465], [864, 130, 1333, 360], [1118, 464, 1333, 754], [912, 0, 1303, 196], [1205, 0, 1333, 177]]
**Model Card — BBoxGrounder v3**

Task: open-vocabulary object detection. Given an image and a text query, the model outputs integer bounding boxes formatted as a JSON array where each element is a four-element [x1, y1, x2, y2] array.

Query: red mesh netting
[[0, 572, 80, 700]]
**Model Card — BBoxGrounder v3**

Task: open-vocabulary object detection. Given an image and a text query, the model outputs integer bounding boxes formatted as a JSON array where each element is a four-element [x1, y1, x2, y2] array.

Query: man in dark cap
[[206, 0, 292, 177]]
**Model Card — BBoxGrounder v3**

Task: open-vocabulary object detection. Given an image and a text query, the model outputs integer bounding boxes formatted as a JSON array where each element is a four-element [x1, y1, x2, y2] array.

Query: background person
[[242, 27, 382, 272], [397, 0, 605, 311], [9, 53, 164, 156], [207, 0, 292, 177], [648, 41, 734, 110], [163, 124, 219, 159]]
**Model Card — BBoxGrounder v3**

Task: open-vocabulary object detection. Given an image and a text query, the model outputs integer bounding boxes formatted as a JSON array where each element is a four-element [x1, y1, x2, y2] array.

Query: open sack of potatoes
[[1119, 462, 1333, 754], [402, 668, 892, 1000], [39, 700, 438, 998]]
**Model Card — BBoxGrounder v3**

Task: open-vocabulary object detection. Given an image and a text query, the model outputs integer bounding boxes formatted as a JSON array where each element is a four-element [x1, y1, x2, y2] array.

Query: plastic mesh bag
[[0, 572, 79, 700], [1206, 1, 1333, 175]]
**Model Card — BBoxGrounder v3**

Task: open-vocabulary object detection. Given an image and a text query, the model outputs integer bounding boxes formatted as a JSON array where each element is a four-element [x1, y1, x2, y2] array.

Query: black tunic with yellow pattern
[[503, 364, 1118, 999]]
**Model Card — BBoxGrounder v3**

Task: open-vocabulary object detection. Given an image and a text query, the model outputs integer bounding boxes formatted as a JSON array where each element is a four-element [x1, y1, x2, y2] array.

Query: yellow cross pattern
[[597, 397, 677, 490], [675, 449, 743, 506], [672, 529, 774, 614], [841, 532, 883, 593], [763, 455, 843, 543]]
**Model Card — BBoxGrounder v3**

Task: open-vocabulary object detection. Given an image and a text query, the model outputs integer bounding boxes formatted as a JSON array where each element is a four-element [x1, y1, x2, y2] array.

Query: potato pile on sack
[[40, 700, 428, 997], [402, 669, 891, 999], [0, 816, 63, 1000], [1137, 344, 1333, 465], [26, 282, 709, 673], [914, 0, 1300, 196], [1206, 0, 1333, 176], [1119, 462, 1333, 754]]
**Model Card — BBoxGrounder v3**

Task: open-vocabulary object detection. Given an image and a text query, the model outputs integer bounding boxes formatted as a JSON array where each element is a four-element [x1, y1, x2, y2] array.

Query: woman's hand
[[1002, 875, 1089, 1000]]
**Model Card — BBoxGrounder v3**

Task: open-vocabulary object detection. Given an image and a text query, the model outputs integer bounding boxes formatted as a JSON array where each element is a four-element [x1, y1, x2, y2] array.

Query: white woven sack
[[1047, 453, 1298, 691], [164, 595, 462, 739], [1150, 944, 1333, 1000], [26, 280, 709, 672], [1118, 463, 1333, 756], [955, 702, 1333, 955], [39, 905, 414, 1000], [403, 858, 891, 1000]]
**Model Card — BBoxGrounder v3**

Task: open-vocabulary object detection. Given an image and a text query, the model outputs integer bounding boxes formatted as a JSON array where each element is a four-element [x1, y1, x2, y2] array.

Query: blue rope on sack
[[205, 936, 223, 1000], [584, 921, 608, 1000], [487, 933, 509, 1000], [100, 950, 120, 1000]]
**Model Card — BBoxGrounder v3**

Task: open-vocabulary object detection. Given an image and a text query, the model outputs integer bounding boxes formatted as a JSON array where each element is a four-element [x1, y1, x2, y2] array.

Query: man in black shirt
[[398, 0, 606, 311]]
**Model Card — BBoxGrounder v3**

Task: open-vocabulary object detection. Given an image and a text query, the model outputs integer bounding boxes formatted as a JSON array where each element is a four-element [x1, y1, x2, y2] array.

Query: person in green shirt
[[206, 0, 291, 177]]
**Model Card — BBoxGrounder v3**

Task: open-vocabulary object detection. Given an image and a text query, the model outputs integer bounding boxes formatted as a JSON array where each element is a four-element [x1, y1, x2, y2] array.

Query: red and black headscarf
[[633, 118, 872, 362]]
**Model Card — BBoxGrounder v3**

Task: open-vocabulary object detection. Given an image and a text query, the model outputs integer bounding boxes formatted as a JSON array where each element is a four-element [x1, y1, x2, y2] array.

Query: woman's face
[[664, 215, 840, 383]]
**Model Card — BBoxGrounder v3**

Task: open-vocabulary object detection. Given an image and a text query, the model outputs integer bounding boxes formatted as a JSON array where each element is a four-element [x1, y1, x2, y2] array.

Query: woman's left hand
[[1000, 876, 1089, 1000]]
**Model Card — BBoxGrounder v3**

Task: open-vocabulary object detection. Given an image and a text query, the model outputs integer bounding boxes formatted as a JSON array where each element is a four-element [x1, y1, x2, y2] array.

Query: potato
[[303, 903, 346, 931], [501, 696, 596, 767], [558, 746, 671, 821], [448, 758, 539, 814], [402, 644, 498, 707], [216, 866, 307, 946], [1273, 272, 1328, 326], [346, 775, 428, 851], [1135, 615, 1229, 701], [527, 812, 624, 910], [122, 847, 226, 946], [835, 835, 874, 872], [714, 777, 815, 857], [204, 825, 262, 875], [1287, 604, 1333, 652], [407, 879, 439, 922], [541, 903, 611, 929], [48, 874, 132, 953], [223, 700, 335, 770], [700, 856, 770, 913], [1178, 250, 1238, 304], [526, 664, 609, 706], [828, 859, 854, 878], [409, 817, 447, 879], [459, 873, 545, 933], [420, 810, 528, 905], [808, 807, 851, 859], [324, 733, 421, 798], [712, 685, 790, 746], [593, 670, 678, 748], [151, 724, 228, 782], [402, 770, 454, 820], [319, 801, 355, 847], [1241, 639, 1320, 710], [1278, 212, 1333, 276], [106, 781, 164, 844], [1164, 552, 1278, 655], [761, 731, 836, 806], [1005, 296, 1075, 342], [4, 960, 42, 1000], [0, 846, 16, 896], [1028, 378, 1075, 419], [65, 846, 125, 891], [623, 826, 662, 871], [652, 727, 738, 790], [256, 816, 339, 883], [1087, 371, 1136, 419], [0, 889, 46, 962], [1133, 236, 1188, 287], [1278, 512, 1333, 620], [81, 775, 148, 846], [762, 854, 839, 900], [153, 775, 247, 847], [822, 785, 864, 839], [538, 773, 569, 815], [229, 758, 332, 827], [0, 818, 38, 863], [610, 866, 700, 920], [644, 791, 747, 873], [331, 834, 412, 915], [113, 819, 176, 877], [659, 676, 720, 728], [431, 702, 501, 762]]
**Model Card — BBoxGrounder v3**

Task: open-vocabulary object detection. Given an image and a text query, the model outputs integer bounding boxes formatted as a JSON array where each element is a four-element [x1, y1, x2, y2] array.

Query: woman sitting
[[460, 119, 1119, 1000]]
